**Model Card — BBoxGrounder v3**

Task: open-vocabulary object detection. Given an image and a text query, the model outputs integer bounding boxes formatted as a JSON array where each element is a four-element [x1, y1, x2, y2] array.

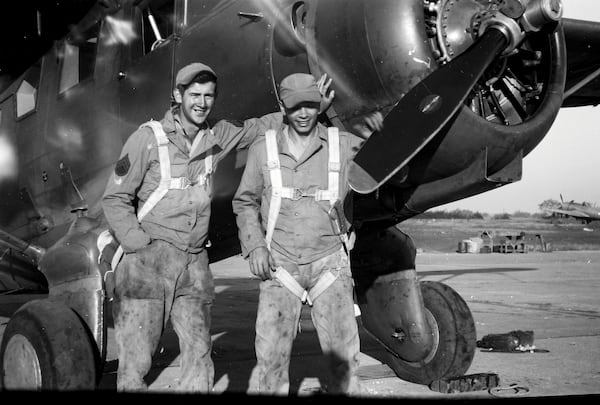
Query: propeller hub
[[425, 0, 563, 64], [478, 12, 524, 55]]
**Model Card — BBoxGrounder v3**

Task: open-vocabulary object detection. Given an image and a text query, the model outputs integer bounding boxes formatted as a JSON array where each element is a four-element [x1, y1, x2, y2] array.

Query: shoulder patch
[[115, 154, 131, 177]]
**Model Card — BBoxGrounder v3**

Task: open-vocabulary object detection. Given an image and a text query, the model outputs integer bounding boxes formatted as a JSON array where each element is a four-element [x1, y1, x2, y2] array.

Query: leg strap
[[308, 271, 338, 305], [272, 266, 338, 306], [272, 267, 308, 304]]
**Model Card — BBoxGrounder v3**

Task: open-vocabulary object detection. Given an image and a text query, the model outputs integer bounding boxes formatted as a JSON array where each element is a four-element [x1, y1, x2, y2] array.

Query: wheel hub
[[3, 334, 42, 390], [401, 309, 440, 367]]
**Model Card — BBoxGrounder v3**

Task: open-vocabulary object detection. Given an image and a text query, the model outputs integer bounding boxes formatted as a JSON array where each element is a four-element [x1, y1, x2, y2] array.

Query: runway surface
[[1, 250, 599, 399]]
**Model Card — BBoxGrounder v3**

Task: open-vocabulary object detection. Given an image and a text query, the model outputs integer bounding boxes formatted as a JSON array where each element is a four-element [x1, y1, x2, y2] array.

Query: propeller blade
[[349, 28, 509, 194]]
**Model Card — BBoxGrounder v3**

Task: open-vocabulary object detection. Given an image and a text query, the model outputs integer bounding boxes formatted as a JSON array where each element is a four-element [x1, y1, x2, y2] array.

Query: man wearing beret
[[102, 62, 302, 392], [232, 73, 382, 395]]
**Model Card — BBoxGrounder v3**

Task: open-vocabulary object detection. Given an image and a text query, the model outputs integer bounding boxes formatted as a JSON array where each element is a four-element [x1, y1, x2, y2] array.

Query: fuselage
[[0, 0, 567, 254]]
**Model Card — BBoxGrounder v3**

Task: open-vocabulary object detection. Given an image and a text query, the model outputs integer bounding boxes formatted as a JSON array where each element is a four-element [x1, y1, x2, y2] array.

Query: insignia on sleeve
[[115, 154, 131, 176]]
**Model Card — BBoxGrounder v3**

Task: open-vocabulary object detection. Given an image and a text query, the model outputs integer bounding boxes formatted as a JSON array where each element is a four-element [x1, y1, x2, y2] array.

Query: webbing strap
[[307, 270, 338, 305], [196, 133, 213, 187], [110, 121, 170, 270], [272, 266, 308, 303], [137, 121, 175, 220], [272, 266, 338, 306], [265, 130, 285, 249], [111, 245, 124, 273], [204, 153, 213, 176], [315, 127, 340, 203], [264, 127, 341, 248], [108, 121, 212, 271]]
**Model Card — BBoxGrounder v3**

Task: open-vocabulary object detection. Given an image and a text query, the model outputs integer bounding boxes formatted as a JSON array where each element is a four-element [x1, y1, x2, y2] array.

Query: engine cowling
[[303, 0, 566, 220]]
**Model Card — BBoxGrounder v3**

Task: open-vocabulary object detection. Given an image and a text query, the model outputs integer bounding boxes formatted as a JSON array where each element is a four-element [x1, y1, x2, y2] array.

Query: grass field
[[397, 216, 600, 253]]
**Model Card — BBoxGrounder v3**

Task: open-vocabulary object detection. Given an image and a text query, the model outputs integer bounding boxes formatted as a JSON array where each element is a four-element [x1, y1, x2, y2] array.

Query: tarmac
[[1, 250, 600, 400]]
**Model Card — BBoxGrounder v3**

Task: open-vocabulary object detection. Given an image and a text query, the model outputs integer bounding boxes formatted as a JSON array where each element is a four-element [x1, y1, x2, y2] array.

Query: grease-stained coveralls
[[102, 106, 281, 391], [232, 122, 364, 394]]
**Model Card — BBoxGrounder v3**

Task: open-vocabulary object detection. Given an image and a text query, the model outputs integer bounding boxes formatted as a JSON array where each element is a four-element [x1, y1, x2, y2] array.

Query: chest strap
[[264, 127, 340, 249], [136, 121, 213, 218]]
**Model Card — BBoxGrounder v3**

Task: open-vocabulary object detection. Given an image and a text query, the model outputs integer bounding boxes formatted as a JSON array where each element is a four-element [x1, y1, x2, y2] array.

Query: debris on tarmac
[[477, 330, 534, 351], [429, 373, 500, 393]]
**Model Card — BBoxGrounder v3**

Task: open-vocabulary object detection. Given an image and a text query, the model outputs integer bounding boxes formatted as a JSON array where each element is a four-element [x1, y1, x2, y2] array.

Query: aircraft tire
[[0, 299, 97, 390], [385, 280, 476, 385]]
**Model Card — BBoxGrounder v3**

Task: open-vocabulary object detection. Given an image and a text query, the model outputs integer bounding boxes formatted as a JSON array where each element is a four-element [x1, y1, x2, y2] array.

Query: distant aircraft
[[1, 0, 599, 391], [544, 195, 600, 224]]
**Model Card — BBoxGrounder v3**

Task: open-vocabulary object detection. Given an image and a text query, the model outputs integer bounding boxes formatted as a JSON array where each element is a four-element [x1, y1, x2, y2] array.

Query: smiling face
[[174, 81, 216, 129], [283, 101, 320, 137]]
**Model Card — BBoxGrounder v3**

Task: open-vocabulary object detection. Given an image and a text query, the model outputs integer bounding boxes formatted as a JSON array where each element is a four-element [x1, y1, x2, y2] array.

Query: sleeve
[[101, 129, 152, 253], [215, 112, 283, 154], [232, 142, 267, 258]]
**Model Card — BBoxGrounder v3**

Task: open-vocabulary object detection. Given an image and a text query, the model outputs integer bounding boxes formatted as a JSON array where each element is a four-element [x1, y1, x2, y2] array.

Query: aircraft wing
[[544, 207, 591, 219], [562, 18, 600, 107]]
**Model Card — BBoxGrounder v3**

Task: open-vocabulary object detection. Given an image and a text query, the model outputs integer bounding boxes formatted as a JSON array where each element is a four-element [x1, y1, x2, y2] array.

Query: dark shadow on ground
[[418, 267, 537, 276], [99, 277, 368, 393], [2, 275, 493, 393]]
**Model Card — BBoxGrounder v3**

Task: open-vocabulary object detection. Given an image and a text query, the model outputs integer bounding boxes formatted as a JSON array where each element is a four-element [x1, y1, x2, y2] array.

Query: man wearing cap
[[232, 73, 382, 395], [101, 63, 328, 392]]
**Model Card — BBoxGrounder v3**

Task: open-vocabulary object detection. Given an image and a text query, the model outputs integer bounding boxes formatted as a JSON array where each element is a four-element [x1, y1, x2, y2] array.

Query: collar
[[278, 123, 328, 161], [158, 107, 211, 157], [170, 106, 211, 138], [167, 106, 222, 160], [277, 123, 328, 149]]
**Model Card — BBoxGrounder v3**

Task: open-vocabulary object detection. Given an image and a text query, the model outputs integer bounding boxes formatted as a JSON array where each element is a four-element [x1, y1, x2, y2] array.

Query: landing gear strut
[[352, 226, 476, 385]]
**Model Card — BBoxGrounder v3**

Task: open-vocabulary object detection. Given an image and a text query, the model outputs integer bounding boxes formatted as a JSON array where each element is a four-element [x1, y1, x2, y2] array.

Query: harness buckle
[[197, 173, 211, 188], [291, 188, 316, 200], [300, 290, 309, 305], [168, 177, 192, 189]]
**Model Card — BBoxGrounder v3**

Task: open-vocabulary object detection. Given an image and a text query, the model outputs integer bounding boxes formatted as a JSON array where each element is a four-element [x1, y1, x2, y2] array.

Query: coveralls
[[102, 106, 281, 392], [232, 122, 364, 395]]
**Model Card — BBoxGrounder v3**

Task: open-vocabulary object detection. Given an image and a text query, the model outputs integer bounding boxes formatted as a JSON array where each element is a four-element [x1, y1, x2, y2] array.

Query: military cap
[[175, 62, 217, 86], [279, 73, 321, 109]]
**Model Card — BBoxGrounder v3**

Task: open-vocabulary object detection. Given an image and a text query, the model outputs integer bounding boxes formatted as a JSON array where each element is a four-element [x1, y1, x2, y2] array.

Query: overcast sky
[[439, 0, 600, 214]]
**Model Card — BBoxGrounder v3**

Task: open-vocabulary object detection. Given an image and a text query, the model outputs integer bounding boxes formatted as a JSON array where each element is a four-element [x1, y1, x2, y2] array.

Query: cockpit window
[[59, 20, 101, 94], [16, 59, 42, 118]]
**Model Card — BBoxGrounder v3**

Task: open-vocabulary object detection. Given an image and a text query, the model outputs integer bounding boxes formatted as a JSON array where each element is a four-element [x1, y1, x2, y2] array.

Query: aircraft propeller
[[348, 0, 563, 194]]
